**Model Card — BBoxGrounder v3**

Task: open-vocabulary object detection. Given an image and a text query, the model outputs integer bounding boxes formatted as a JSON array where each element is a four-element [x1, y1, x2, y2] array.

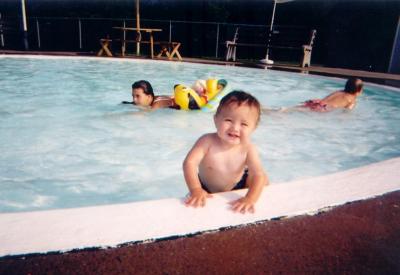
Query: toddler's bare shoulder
[[246, 142, 260, 153], [196, 133, 218, 146]]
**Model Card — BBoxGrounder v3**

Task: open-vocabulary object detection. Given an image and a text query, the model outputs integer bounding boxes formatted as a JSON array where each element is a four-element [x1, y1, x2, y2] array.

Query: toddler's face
[[214, 103, 259, 146], [192, 80, 206, 95], [132, 88, 152, 106]]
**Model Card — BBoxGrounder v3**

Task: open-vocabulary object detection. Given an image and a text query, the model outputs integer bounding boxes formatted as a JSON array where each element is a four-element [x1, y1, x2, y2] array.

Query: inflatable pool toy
[[174, 84, 206, 110], [201, 79, 229, 112], [174, 79, 229, 111]]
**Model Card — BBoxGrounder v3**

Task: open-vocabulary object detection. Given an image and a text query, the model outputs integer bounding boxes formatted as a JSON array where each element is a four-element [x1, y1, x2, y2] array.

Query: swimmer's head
[[131, 80, 154, 106], [344, 78, 363, 94]]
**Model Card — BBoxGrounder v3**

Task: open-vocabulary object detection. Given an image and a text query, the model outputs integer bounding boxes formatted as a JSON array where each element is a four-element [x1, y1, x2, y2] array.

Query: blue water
[[0, 56, 399, 213]]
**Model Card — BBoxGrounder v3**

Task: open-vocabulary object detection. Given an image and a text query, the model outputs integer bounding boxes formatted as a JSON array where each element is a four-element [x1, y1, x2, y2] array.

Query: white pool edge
[[0, 157, 399, 257], [2, 53, 400, 92]]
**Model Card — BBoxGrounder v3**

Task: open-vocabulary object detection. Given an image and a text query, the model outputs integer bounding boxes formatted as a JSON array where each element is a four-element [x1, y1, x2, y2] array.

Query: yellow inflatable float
[[174, 79, 228, 111]]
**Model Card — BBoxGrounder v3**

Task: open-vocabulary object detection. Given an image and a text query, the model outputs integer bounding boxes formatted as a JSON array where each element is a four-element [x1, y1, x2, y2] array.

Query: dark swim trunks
[[199, 169, 248, 193]]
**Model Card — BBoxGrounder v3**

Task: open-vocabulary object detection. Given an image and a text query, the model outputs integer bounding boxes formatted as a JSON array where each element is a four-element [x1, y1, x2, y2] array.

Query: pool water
[[1, 56, 399, 213]]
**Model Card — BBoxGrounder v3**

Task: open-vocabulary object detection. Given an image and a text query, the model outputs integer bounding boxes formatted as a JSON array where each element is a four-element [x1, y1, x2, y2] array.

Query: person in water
[[300, 77, 364, 112], [191, 79, 228, 101], [122, 80, 176, 109], [183, 91, 269, 214]]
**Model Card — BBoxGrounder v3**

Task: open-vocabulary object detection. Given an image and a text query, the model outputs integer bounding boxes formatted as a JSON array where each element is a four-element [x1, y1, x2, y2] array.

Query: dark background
[[0, 0, 399, 73]]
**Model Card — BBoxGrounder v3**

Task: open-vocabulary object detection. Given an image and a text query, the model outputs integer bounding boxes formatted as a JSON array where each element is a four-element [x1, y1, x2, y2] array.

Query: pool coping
[[1, 51, 399, 87], [0, 157, 399, 257], [2, 53, 400, 95]]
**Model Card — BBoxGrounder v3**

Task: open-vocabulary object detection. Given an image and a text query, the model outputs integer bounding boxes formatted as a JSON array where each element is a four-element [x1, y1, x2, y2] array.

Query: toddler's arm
[[183, 135, 213, 207], [230, 144, 268, 213]]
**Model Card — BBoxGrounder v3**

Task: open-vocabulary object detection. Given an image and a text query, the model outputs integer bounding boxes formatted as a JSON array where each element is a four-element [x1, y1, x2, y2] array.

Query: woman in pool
[[266, 77, 364, 113], [122, 80, 177, 109], [300, 77, 364, 112]]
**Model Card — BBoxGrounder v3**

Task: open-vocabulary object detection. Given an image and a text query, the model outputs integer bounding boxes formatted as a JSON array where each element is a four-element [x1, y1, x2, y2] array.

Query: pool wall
[[0, 157, 399, 257]]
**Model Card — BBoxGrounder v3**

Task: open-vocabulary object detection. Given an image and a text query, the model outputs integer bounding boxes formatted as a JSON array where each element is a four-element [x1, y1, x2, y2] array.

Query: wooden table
[[113, 27, 162, 58]]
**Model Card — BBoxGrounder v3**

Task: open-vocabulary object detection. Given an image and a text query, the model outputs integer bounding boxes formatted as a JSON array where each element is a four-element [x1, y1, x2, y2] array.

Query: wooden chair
[[156, 42, 182, 61], [97, 38, 113, 57]]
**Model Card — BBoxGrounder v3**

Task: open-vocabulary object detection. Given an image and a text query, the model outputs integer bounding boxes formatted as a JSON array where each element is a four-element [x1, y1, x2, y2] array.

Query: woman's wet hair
[[132, 80, 154, 98], [344, 77, 363, 94], [216, 90, 261, 124]]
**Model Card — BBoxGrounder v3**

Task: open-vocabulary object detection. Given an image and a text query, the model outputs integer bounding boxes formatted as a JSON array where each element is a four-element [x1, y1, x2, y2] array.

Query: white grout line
[[0, 157, 399, 257]]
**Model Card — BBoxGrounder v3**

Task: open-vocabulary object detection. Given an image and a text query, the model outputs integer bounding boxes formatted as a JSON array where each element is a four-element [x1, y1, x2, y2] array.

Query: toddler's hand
[[185, 188, 212, 208], [229, 197, 255, 214]]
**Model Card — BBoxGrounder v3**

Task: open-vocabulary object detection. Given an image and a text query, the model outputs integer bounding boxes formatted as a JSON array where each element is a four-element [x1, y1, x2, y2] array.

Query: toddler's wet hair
[[216, 90, 261, 124]]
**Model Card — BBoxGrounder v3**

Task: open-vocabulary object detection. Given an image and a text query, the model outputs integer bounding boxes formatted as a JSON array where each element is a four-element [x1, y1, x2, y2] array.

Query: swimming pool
[[1, 55, 399, 213]]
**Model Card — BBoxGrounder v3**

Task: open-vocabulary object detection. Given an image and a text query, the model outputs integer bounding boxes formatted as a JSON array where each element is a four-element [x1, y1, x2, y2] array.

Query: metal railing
[[0, 16, 311, 61]]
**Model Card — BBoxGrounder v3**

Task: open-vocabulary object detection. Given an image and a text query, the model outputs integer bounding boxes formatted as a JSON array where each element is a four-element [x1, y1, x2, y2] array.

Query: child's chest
[[203, 145, 247, 170]]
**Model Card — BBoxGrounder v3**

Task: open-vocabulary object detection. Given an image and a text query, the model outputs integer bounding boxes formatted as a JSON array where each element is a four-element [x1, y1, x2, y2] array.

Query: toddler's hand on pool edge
[[229, 197, 255, 214], [184, 188, 213, 208]]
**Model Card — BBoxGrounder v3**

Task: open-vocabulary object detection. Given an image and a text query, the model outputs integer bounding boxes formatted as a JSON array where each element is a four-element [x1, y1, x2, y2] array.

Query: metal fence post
[[0, 13, 4, 47], [388, 16, 400, 73], [215, 23, 220, 58], [36, 18, 41, 48], [78, 19, 82, 50], [169, 20, 172, 43], [21, 0, 29, 50], [122, 20, 127, 56]]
